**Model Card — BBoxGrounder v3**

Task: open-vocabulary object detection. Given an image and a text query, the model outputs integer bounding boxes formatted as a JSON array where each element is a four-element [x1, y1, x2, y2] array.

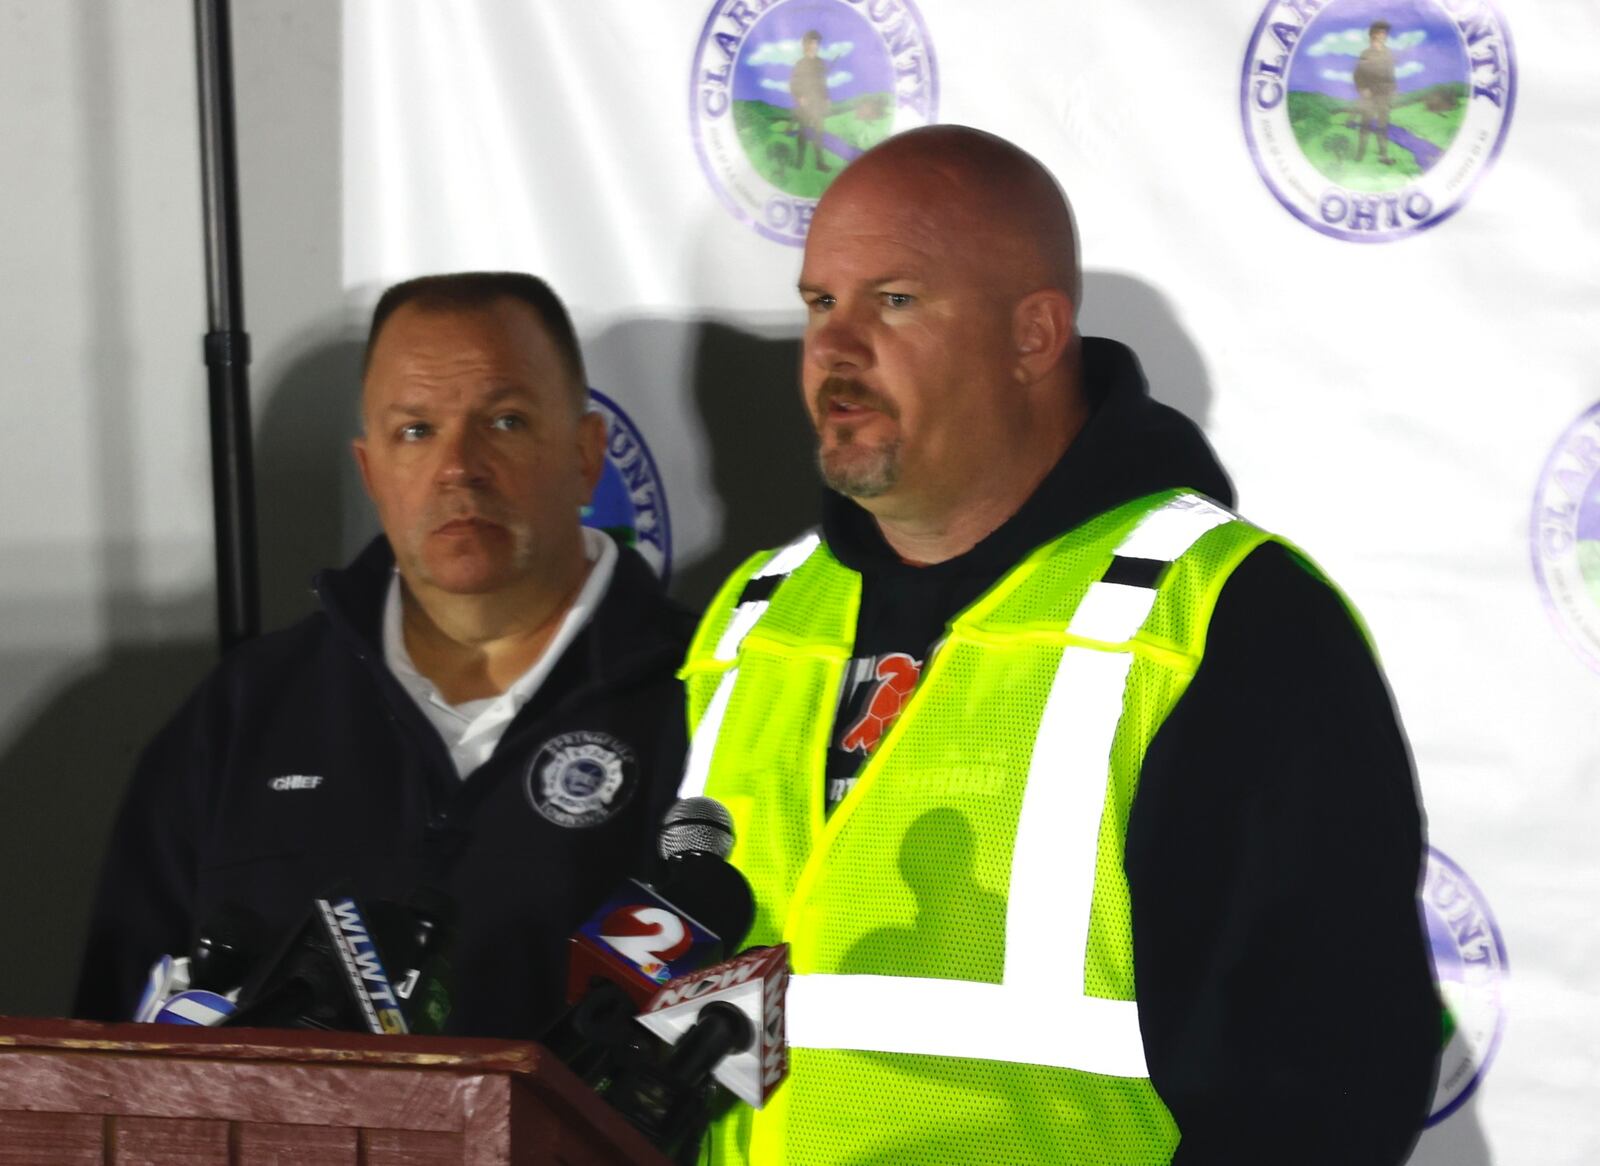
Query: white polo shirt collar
[[382, 528, 618, 778]]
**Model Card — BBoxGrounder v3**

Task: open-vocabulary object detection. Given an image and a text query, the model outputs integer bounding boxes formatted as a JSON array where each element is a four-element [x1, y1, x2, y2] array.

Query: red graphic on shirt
[[841, 653, 923, 755]]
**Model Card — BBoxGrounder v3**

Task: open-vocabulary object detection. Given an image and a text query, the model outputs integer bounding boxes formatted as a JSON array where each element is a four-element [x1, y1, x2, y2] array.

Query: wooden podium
[[0, 1017, 673, 1165]]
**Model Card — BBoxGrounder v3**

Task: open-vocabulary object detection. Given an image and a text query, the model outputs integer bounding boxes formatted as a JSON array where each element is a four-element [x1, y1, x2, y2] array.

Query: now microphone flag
[[635, 943, 790, 1109]]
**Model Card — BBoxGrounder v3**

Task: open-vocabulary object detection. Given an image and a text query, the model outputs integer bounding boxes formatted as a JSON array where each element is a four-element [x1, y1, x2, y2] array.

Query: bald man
[[678, 127, 1436, 1164]]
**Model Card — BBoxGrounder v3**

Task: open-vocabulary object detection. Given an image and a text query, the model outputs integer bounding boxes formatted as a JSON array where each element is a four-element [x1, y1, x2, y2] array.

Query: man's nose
[[808, 307, 874, 375], [435, 424, 490, 486]]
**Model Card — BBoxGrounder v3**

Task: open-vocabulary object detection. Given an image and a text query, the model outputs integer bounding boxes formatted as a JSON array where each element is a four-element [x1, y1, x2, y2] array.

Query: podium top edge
[[0, 1015, 547, 1074]]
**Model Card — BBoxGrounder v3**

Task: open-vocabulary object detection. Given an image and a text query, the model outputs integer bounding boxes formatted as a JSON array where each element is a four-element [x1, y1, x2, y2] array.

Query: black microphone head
[[664, 999, 755, 1083], [397, 886, 458, 959], [225, 908, 356, 1031], [659, 796, 735, 861], [656, 853, 755, 955], [405, 884, 456, 926], [188, 903, 268, 993]]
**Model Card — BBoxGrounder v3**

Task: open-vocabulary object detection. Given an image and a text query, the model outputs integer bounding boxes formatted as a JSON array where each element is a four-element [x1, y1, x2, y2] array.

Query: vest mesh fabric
[[761, 1050, 1179, 1166], [685, 492, 1281, 1166], [1084, 518, 1273, 999], [688, 547, 861, 950]]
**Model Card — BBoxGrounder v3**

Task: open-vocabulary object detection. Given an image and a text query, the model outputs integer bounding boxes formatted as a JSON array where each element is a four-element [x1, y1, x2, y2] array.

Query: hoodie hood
[[822, 336, 1232, 580]]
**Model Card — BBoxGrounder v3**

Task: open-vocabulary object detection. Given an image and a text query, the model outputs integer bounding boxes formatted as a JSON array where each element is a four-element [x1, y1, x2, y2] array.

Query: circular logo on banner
[[690, 0, 938, 246], [1532, 401, 1600, 671], [1240, 0, 1514, 242], [525, 731, 639, 829], [584, 389, 672, 581], [1421, 847, 1507, 1125]]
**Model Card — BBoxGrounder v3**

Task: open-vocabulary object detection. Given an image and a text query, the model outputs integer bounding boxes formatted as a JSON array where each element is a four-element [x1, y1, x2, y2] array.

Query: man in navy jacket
[[75, 272, 693, 1038]]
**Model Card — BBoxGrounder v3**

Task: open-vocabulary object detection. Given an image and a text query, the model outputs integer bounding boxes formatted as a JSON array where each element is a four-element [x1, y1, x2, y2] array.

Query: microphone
[[660, 1002, 754, 1092], [565, 797, 781, 1158], [544, 798, 755, 1089], [153, 988, 239, 1027], [607, 1002, 756, 1152], [367, 888, 455, 1034], [656, 796, 736, 861], [136, 904, 268, 1027], [562, 798, 754, 1010], [315, 895, 409, 1034], [634, 943, 791, 1110], [607, 944, 790, 1155], [651, 797, 753, 975], [225, 899, 373, 1032], [133, 954, 187, 1024], [188, 903, 267, 994], [563, 880, 727, 1011], [225, 891, 454, 1034]]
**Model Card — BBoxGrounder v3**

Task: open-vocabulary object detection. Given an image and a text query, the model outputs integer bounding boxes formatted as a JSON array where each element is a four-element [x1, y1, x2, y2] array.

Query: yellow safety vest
[[679, 490, 1290, 1165]]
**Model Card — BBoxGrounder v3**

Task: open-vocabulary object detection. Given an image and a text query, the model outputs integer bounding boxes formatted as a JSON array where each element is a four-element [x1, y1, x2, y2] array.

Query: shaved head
[[817, 125, 1081, 309], [798, 125, 1089, 564]]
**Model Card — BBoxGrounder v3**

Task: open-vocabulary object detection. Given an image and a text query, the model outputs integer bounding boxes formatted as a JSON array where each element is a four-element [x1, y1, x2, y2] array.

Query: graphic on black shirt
[[841, 652, 922, 753], [827, 651, 923, 808]]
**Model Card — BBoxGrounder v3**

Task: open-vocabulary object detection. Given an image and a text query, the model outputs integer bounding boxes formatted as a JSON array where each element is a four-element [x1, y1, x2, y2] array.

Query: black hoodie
[[822, 338, 1439, 1164]]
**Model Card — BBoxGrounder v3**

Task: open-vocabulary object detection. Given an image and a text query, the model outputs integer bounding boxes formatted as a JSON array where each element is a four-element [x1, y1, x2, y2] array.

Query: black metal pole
[[194, 0, 259, 650]]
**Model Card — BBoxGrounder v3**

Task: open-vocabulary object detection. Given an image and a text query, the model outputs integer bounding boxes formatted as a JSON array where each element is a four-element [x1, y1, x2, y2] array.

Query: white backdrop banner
[[343, 2, 1600, 1161]]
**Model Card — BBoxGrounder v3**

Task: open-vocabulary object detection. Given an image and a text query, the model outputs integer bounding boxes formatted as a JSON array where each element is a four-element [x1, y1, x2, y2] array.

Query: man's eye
[[399, 422, 431, 441], [806, 294, 836, 312], [882, 292, 915, 309], [490, 414, 526, 432]]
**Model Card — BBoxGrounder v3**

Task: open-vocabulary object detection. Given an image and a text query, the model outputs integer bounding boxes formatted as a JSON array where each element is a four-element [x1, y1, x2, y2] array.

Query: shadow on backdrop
[[1079, 270, 1213, 431], [0, 630, 214, 1020], [673, 321, 814, 609], [0, 0, 211, 1020], [0, 330, 369, 1020], [255, 332, 371, 632], [0, 0, 364, 1019]]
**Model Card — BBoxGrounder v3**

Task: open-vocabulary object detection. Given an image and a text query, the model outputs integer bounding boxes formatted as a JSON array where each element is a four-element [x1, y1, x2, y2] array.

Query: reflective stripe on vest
[[680, 531, 823, 800], [686, 494, 1238, 1075]]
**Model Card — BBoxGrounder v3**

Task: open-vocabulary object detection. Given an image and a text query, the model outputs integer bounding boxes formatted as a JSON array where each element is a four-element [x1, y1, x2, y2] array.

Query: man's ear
[[577, 409, 607, 500], [1011, 289, 1075, 384], [351, 435, 374, 499]]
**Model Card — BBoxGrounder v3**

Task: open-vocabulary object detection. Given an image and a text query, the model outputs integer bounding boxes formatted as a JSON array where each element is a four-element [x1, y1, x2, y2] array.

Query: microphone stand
[[193, 0, 259, 650]]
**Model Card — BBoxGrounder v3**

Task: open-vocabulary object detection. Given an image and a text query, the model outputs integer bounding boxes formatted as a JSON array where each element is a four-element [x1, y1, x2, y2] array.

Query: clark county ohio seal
[[1241, 0, 1514, 242], [1421, 847, 1507, 1125], [583, 389, 672, 581], [1532, 400, 1600, 672], [691, 0, 937, 246]]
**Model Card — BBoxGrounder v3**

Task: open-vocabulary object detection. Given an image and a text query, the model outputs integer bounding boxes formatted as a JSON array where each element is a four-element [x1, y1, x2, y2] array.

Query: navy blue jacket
[[74, 536, 693, 1038]]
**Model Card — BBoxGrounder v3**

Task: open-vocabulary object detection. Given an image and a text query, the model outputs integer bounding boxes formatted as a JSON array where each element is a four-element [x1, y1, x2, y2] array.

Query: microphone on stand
[[632, 943, 791, 1111], [136, 903, 267, 1027], [569, 798, 790, 1158], [224, 889, 454, 1034], [543, 797, 754, 1090]]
